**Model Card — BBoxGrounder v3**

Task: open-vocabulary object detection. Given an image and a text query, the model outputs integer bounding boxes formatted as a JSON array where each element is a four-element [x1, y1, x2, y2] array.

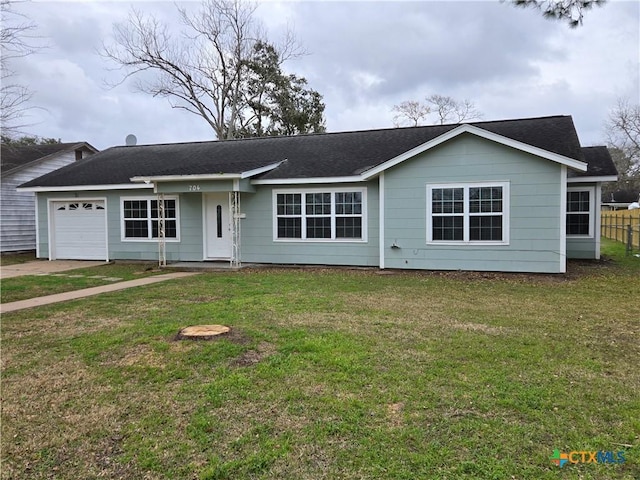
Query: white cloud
[[5, 0, 638, 150]]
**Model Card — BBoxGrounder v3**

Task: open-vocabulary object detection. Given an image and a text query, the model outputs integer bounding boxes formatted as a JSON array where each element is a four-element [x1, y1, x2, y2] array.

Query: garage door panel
[[52, 201, 107, 260]]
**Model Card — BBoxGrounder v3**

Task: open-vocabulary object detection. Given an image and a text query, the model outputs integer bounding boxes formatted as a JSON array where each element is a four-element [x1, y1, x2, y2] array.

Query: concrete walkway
[[0, 260, 108, 279], [0, 272, 199, 314]]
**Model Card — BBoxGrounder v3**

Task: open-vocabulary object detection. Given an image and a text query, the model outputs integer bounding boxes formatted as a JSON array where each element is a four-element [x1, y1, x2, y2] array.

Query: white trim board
[[19, 184, 154, 192], [253, 176, 363, 185], [567, 176, 617, 183]]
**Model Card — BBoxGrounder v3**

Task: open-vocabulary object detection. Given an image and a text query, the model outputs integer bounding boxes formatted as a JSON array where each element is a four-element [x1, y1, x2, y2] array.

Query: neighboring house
[[601, 189, 640, 211], [1, 142, 98, 253], [18, 116, 617, 273]]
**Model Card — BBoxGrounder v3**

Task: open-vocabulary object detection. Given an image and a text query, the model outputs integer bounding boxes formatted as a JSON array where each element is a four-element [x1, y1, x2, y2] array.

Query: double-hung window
[[274, 188, 366, 241], [566, 187, 594, 236], [427, 183, 509, 244], [121, 197, 179, 241]]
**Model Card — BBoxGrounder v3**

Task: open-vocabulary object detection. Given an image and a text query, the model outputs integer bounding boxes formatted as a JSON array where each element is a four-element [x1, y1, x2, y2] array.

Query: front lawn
[[1, 263, 161, 304], [1, 250, 638, 479]]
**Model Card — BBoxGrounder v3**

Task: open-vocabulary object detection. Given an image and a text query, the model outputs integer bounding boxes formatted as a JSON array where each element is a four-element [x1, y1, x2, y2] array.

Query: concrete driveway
[[0, 260, 108, 279]]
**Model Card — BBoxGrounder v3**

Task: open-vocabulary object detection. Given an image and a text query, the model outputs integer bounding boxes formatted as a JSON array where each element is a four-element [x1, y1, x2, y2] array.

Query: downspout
[[595, 183, 602, 259], [559, 165, 567, 273], [379, 172, 385, 269]]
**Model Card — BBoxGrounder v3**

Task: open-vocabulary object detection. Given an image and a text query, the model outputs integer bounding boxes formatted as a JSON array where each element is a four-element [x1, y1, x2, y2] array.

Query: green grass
[[601, 237, 640, 269], [0, 251, 36, 266], [1, 263, 161, 303], [1, 246, 638, 479]]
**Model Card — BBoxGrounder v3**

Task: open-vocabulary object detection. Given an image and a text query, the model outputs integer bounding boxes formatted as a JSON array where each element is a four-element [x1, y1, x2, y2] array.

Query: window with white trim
[[121, 197, 179, 240], [427, 183, 509, 244], [274, 188, 366, 241], [566, 187, 593, 236]]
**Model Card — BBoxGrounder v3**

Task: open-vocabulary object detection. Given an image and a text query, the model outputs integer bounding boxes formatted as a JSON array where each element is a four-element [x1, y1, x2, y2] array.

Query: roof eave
[[568, 175, 618, 183], [130, 161, 285, 184]]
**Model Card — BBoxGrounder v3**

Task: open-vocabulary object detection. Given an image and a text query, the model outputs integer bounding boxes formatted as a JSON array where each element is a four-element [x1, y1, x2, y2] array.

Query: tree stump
[[176, 325, 230, 340]]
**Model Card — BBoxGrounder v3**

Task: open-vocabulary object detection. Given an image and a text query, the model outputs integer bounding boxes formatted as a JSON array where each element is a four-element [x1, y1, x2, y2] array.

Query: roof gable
[[1, 142, 98, 175], [360, 123, 587, 180]]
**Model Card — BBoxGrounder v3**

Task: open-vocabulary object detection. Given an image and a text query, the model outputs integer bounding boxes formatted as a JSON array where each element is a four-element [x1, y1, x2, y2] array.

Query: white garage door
[[52, 201, 107, 260]]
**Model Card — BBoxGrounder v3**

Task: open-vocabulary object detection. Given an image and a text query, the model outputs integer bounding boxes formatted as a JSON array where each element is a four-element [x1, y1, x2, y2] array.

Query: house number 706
[[188, 184, 201, 191]]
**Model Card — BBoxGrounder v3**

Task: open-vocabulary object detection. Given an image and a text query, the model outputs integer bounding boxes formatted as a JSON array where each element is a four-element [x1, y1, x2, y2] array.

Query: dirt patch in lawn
[[4, 311, 129, 340], [230, 341, 277, 367], [245, 265, 582, 284], [447, 321, 510, 336], [102, 343, 168, 369], [387, 402, 405, 428]]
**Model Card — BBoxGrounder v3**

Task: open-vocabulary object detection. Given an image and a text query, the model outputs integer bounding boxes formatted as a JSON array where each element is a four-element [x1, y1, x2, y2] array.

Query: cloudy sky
[[5, 0, 640, 150]]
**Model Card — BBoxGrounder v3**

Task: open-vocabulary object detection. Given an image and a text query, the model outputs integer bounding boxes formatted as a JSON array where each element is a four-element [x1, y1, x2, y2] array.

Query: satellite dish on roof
[[125, 134, 137, 146]]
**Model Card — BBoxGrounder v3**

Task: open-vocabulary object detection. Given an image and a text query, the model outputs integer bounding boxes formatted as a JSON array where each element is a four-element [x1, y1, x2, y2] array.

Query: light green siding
[[36, 190, 205, 261], [383, 134, 564, 273], [240, 182, 379, 266], [566, 237, 598, 259]]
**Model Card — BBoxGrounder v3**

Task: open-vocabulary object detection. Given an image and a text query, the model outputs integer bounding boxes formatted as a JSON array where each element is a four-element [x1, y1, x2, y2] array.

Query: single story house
[[601, 189, 640, 211], [1, 141, 98, 252], [18, 116, 617, 273]]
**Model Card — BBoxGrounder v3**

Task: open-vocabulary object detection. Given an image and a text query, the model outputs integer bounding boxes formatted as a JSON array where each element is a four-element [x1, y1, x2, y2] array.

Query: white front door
[[205, 193, 231, 259]]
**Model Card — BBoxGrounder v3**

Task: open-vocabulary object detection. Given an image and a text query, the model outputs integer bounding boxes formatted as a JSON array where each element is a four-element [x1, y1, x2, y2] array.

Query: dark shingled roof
[[568, 146, 618, 178], [20, 116, 589, 188], [1, 142, 97, 175]]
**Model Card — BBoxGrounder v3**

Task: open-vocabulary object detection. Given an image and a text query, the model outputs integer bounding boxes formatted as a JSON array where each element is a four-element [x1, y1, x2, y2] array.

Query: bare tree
[[606, 98, 640, 161], [392, 95, 482, 128], [604, 98, 640, 197], [426, 95, 483, 125], [1, 0, 38, 137], [392, 100, 431, 127], [101, 0, 316, 140], [507, 0, 606, 28]]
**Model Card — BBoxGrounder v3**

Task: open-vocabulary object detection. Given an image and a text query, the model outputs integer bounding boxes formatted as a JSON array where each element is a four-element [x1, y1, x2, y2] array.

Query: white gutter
[[131, 173, 242, 183], [252, 175, 364, 185], [18, 183, 154, 192]]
